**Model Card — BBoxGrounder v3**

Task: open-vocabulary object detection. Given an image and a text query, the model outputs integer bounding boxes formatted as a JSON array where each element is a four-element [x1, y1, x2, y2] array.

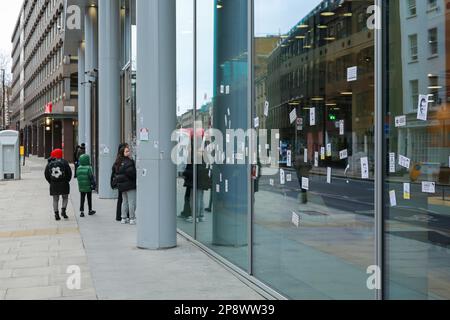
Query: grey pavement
[[0, 157, 96, 300], [0, 156, 263, 300]]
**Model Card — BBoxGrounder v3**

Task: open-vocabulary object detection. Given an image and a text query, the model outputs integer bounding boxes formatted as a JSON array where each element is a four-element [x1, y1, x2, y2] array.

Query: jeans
[[53, 195, 69, 212], [122, 190, 137, 220], [80, 192, 93, 212]]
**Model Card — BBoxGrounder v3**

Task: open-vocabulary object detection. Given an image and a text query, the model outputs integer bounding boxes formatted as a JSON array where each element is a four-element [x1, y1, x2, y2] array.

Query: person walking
[[74, 143, 86, 178], [111, 143, 129, 222], [114, 146, 137, 225], [44, 149, 72, 221], [76, 154, 97, 217]]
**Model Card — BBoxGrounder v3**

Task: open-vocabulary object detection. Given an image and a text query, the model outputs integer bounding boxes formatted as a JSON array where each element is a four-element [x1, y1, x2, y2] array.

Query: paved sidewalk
[[70, 179, 263, 300], [0, 156, 263, 300], [0, 157, 96, 300]]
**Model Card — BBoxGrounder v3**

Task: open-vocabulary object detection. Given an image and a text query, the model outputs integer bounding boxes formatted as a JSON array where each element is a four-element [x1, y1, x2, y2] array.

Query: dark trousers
[[116, 191, 130, 221], [80, 192, 92, 212], [180, 187, 192, 217], [116, 191, 123, 221]]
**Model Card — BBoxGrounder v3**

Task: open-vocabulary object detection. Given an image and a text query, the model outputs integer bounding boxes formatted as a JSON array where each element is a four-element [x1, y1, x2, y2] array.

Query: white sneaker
[[129, 219, 136, 225], [121, 219, 128, 224]]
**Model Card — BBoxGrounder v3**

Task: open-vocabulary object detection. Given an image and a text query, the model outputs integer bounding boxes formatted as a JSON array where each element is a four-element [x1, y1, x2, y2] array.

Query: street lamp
[[1, 69, 5, 131]]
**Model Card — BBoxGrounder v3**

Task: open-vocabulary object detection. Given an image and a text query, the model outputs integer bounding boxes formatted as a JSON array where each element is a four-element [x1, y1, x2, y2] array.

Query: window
[[408, 0, 416, 16], [428, 75, 440, 106], [428, 0, 437, 10], [428, 28, 438, 56], [409, 34, 418, 61], [410, 79, 418, 110]]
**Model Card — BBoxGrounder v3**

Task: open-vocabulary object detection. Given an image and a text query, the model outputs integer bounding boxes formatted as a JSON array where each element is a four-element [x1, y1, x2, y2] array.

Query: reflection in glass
[[195, 0, 249, 271], [386, 0, 450, 300], [253, 0, 375, 299], [176, 0, 195, 237]]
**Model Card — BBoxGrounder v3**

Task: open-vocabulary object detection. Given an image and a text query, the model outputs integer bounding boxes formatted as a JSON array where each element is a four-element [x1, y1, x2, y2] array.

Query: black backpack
[[48, 159, 66, 183]]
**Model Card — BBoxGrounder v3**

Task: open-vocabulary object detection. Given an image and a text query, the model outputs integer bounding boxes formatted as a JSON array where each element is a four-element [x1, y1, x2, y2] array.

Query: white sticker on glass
[[398, 155, 411, 169], [254, 117, 259, 128], [280, 169, 286, 185], [339, 120, 345, 136], [395, 115, 406, 127], [347, 66, 358, 82], [292, 212, 300, 228], [289, 109, 297, 124], [389, 190, 397, 207], [339, 149, 348, 160], [302, 177, 309, 190], [264, 101, 269, 117], [389, 153, 396, 173], [326, 143, 332, 157], [403, 183, 410, 200], [361, 157, 369, 179], [417, 95, 429, 121], [310, 108, 316, 126], [422, 181, 436, 194], [327, 167, 332, 184]]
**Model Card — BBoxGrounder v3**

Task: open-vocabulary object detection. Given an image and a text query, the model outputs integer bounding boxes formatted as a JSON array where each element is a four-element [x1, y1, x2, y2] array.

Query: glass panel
[[253, 0, 375, 299], [385, 0, 450, 300], [176, 0, 195, 237], [195, 0, 249, 271]]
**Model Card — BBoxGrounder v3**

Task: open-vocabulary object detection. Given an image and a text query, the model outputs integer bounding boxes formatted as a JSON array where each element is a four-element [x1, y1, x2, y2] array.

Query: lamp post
[[1, 69, 5, 131]]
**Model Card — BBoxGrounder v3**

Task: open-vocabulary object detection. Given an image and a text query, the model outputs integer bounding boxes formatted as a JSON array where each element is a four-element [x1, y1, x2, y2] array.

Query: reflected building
[[265, 0, 375, 173]]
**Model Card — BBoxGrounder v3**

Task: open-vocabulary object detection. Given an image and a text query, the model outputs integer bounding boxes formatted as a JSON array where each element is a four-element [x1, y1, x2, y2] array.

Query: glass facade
[[175, 0, 450, 300], [385, 0, 450, 299]]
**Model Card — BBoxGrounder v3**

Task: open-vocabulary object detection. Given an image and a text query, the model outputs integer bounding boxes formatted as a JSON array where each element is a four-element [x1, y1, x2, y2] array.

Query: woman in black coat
[[111, 143, 129, 221], [113, 146, 137, 224]]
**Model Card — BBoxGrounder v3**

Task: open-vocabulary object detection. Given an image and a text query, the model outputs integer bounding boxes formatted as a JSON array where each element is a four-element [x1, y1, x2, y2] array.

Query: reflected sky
[[255, 0, 320, 36], [176, 0, 322, 116]]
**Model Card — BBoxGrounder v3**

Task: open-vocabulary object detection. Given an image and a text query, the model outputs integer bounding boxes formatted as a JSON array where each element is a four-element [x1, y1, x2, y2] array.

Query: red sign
[[45, 102, 53, 114]]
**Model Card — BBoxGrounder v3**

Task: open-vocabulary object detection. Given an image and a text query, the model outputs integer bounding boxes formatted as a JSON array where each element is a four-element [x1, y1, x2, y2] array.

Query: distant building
[[9, 0, 80, 161]]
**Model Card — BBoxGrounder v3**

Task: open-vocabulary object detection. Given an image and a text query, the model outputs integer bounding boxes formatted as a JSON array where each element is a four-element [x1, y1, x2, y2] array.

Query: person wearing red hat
[[45, 148, 73, 221]]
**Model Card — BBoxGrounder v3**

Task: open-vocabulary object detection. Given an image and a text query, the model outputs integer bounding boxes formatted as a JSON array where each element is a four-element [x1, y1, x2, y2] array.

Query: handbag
[[89, 168, 97, 191]]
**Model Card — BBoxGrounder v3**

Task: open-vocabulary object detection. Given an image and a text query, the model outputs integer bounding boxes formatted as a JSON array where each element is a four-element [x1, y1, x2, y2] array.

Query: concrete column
[[62, 119, 74, 163], [36, 123, 40, 156], [31, 125, 36, 155], [78, 43, 86, 147], [136, 0, 177, 249], [84, 6, 98, 157], [98, 0, 120, 199], [98, 0, 121, 199], [38, 124, 44, 157]]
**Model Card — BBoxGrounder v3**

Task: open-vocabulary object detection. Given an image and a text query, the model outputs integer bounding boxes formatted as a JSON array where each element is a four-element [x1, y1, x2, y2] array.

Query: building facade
[[12, 0, 449, 300], [10, 0, 80, 162]]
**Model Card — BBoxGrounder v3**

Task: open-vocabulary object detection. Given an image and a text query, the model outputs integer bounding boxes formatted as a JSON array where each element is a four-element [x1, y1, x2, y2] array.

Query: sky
[[0, 1, 23, 69]]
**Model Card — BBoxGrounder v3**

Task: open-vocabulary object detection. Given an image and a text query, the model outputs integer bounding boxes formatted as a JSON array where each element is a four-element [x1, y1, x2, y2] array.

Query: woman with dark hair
[[111, 143, 130, 221], [113, 145, 137, 225]]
